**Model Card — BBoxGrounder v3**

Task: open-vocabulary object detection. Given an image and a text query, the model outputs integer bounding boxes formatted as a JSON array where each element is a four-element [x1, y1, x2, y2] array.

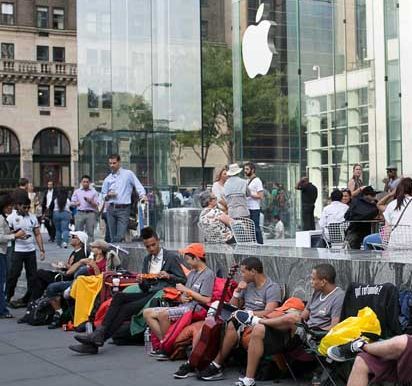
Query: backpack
[[23, 296, 55, 326]]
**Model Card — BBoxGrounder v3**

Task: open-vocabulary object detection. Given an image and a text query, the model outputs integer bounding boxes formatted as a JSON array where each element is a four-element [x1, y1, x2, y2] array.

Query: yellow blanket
[[70, 274, 103, 327]]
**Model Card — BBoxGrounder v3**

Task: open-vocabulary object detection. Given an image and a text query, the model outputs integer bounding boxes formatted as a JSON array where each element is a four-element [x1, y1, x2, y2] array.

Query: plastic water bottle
[[144, 327, 152, 354], [311, 374, 321, 386], [86, 321, 93, 334]]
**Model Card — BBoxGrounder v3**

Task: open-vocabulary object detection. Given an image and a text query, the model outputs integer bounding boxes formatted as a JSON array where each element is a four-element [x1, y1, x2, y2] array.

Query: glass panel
[[38, 85, 50, 107], [1, 3, 14, 25], [53, 8, 64, 29], [385, 0, 402, 169], [37, 6, 48, 28], [54, 86, 66, 107], [36, 46, 49, 61], [33, 129, 70, 155], [1, 42, 13, 59], [2, 83, 14, 105], [53, 47, 65, 62], [0, 126, 19, 154]]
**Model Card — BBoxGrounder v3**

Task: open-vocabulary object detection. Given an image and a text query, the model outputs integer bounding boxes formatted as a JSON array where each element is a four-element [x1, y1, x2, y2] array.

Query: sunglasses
[[71, 235, 79, 239]]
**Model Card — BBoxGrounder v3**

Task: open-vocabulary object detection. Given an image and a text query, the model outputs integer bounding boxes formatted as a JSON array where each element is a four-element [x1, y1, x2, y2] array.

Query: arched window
[[33, 128, 71, 187], [0, 127, 20, 188], [33, 128, 70, 155]]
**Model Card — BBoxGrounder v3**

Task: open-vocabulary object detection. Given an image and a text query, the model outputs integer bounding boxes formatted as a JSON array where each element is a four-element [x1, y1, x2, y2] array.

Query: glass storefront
[[77, 0, 401, 236]]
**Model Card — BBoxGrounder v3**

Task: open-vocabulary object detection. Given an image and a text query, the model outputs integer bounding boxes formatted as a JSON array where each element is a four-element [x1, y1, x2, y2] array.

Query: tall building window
[[36, 46, 49, 61], [52, 8, 64, 30], [36, 7, 48, 28], [102, 91, 112, 109], [53, 47, 65, 62], [2, 83, 14, 105], [1, 3, 14, 25], [38, 85, 50, 107], [1, 43, 14, 59], [87, 88, 98, 108], [54, 86, 66, 107]]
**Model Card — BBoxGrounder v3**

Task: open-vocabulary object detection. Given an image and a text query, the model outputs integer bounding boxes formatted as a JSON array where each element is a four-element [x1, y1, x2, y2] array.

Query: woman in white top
[[212, 166, 228, 212], [347, 164, 365, 197], [383, 177, 412, 249], [53, 189, 72, 248]]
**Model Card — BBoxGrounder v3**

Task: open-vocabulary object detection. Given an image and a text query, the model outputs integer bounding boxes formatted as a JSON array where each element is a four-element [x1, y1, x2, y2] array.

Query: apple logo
[[242, 3, 277, 79]]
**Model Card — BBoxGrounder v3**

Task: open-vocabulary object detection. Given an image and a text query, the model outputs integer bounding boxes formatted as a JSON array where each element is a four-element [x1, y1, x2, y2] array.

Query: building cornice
[[0, 25, 76, 37]]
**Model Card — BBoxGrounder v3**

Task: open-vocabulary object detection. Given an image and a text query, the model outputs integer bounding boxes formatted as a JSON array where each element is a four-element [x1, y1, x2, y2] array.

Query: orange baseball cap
[[179, 243, 206, 260], [275, 297, 305, 312]]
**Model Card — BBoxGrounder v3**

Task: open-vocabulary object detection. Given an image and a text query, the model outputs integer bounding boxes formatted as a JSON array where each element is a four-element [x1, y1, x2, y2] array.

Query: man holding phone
[[6, 196, 45, 308]]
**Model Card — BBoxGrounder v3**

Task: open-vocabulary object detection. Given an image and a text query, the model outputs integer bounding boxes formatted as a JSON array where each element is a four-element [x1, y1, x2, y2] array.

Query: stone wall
[[121, 243, 412, 302]]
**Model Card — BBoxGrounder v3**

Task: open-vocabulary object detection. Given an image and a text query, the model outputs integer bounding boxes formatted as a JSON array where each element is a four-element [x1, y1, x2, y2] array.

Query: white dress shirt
[[149, 248, 164, 274], [319, 201, 349, 240]]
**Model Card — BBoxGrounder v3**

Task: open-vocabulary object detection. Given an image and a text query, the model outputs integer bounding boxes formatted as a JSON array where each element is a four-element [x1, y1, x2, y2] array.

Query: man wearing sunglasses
[[6, 196, 45, 308]]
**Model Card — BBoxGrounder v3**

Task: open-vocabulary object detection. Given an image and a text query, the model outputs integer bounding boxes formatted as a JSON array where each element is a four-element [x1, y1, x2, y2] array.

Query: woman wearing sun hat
[[224, 163, 249, 219]]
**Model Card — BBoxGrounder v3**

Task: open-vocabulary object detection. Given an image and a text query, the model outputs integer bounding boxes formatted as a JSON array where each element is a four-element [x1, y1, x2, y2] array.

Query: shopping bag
[[318, 307, 381, 356]]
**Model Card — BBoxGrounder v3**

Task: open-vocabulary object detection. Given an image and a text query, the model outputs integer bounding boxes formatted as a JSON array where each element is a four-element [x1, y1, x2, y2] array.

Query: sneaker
[[199, 362, 224, 381], [48, 312, 62, 329], [233, 310, 261, 327], [63, 242, 68, 249], [173, 362, 196, 379], [149, 349, 168, 360], [9, 299, 27, 309], [327, 338, 366, 362], [235, 378, 256, 386]]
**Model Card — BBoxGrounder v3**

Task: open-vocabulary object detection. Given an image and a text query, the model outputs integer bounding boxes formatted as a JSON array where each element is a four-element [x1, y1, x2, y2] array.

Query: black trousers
[[102, 291, 155, 340], [302, 206, 315, 231], [6, 251, 37, 303], [31, 269, 64, 301], [44, 216, 56, 241]]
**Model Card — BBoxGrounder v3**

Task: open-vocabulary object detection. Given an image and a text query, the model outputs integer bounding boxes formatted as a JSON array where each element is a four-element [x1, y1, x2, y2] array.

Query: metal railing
[[0, 59, 77, 76]]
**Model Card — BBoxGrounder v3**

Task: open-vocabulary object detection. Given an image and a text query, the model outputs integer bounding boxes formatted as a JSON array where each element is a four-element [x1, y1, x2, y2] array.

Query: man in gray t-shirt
[[198, 257, 281, 381], [144, 243, 215, 359], [306, 287, 345, 329]]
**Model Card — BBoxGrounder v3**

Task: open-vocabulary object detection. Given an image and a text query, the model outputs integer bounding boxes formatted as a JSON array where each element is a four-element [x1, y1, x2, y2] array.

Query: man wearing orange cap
[[143, 243, 215, 360]]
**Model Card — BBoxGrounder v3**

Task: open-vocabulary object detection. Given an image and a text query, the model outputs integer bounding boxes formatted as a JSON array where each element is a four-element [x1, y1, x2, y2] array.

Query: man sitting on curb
[[144, 243, 215, 360], [327, 334, 412, 386], [69, 227, 186, 354], [178, 257, 282, 381], [227, 263, 344, 386]]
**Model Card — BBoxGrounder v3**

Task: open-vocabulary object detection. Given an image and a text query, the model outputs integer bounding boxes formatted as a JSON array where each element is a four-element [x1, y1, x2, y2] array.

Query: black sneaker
[[149, 349, 168, 360], [174, 362, 196, 379], [199, 362, 224, 381], [48, 313, 62, 329], [327, 338, 366, 362]]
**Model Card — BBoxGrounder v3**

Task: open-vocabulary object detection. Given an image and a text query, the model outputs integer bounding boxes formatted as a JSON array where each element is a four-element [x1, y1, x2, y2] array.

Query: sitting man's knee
[[158, 309, 169, 320], [250, 323, 265, 340], [352, 355, 368, 372], [391, 334, 408, 356], [143, 308, 153, 319]]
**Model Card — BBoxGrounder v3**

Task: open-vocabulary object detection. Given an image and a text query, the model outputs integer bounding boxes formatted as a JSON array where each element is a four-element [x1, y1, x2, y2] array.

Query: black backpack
[[22, 296, 55, 326]]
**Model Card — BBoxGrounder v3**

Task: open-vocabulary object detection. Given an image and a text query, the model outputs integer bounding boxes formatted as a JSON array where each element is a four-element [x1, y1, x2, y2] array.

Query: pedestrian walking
[[11, 178, 29, 204], [6, 196, 45, 308], [53, 189, 72, 248], [244, 162, 264, 244], [101, 154, 147, 242], [224, 163, 249, 219], [71, 175, 99, 241], [42, 180, 56, 242], [296, 176, 318, 231]]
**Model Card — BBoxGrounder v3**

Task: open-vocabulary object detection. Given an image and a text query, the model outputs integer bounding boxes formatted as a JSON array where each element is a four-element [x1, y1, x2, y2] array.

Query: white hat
[[70, 231, 88, 246], [70, 231, 88, 257], [227, 163, 243, 176]]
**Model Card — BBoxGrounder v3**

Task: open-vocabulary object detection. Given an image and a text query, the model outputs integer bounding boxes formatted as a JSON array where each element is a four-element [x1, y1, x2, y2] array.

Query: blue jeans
[[0, 252, 9, 315], [53, 211, 71, 246], [46, 281, 72, 298], [107, 205, 131, 243], [249, 209, 263, 244], [362, 233, 382, 250]]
